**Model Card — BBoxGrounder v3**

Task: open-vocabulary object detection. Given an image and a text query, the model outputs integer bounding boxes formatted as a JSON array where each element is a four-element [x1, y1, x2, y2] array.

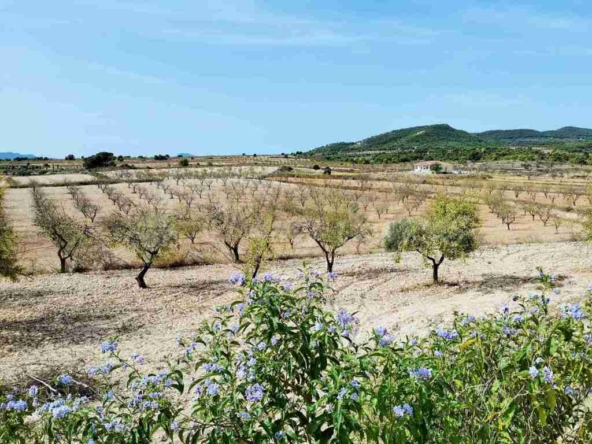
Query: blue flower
[[434, 350, 443, 358], [28, 385, 39, 398], [275, 431, 286, 439], [393, 403, 413, 418], [436, 327, 458, 341], [58, 374, 73, 386], [228, 272, 246, 286], [375, 326, 388, 336], [502, 326, 516, 337], [409, 367, 432, 380], [327, 272, 338, 280], [350, 392, 359, 400], [206, 383, 220, 397], [379, 335, 394, 346], [564, 386, 576, 396], [336, 388, 347, 400], [257, 342, 267, 351], [238, 411, 251, 420], [543, 366, 554, 384], [6, 400, 27, 411], [52, 405, 72, 419], [246, 383, 265, 402], [528, 366, 539, 379], [100, 340, 118, 353], [562, 304, 585, 321], [350, 380, 361, 389], [130, 353, 145, 365]]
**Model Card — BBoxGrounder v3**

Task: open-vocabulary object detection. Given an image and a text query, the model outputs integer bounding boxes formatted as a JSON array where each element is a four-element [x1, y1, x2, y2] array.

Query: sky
[[1, 0, 591, 158]]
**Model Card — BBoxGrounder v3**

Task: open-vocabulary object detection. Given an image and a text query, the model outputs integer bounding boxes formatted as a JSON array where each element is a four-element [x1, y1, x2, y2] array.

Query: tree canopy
[[385, 195, 480, 282]]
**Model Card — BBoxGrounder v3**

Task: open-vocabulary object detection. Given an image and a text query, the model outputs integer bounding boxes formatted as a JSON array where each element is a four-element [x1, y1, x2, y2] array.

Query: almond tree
[[206, 201, 254, 263], [103, 204, 177, 288], [385, 195, 480, 283], [30, 183, 92, 273], [499, 204, 517, 230], [298, 190, 369, 272]]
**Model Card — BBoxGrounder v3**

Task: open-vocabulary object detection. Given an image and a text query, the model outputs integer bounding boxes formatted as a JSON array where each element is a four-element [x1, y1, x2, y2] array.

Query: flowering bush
[[2, 268, 592, 443]]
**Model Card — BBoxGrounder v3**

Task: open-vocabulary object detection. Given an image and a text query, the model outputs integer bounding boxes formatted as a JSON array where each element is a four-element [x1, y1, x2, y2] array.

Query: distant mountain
[[477, 126, 592, 143], [309, 124, 496, 158], [0, 152, 36, 160]]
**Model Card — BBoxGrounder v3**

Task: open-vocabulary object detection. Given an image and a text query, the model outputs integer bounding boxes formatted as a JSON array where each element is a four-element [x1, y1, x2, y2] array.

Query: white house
[[413, 161, 454, 175]]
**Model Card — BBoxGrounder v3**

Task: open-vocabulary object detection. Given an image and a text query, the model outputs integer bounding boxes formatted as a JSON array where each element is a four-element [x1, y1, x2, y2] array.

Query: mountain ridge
[[0, 152, 36, 160]]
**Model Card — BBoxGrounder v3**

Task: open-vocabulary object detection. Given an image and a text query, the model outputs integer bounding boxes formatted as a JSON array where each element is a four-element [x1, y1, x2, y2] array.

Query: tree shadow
[[0, 310, 142, 349], [463, 274, 539, 295]]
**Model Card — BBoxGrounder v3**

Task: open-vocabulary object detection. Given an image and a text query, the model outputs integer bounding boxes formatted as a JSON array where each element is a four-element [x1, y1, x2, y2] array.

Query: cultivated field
[[2, 161, 592, 383], [2, 165, 588, 273]]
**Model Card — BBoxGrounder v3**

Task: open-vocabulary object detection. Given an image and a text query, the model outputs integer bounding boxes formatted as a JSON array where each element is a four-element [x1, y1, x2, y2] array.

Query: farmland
[[2, 158, 592, 381]]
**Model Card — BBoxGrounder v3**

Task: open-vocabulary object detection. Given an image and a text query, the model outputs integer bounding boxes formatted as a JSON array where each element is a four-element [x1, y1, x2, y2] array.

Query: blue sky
[[1, 0, 591, 158]]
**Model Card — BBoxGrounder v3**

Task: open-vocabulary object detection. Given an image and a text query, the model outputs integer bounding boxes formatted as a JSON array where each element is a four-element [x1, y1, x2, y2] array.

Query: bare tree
[[552, 216, 563, 234], [499, 204, 517, 230], [103, 204, 177, 288], [206, 201, 254, 263], [298, 189, 369, 272], [537, 205, 553, 227], [30, 183, 92, 273]]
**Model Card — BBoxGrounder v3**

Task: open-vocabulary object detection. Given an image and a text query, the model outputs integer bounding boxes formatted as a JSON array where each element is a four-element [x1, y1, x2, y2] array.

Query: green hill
[[478, 126, 592, 143], [310, 124, 495, 157], [303, 124, 592, 164]]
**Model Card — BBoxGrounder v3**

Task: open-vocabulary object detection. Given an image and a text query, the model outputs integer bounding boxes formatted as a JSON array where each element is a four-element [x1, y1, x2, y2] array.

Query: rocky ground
[[1, 241, 592, 383]]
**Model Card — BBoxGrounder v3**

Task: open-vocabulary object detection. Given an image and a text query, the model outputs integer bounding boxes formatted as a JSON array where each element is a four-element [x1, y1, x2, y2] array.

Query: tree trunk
[[59, 256, 67, 273], [230, 245, 240, 263], [325, 251, 335, 272], [432, 262, 439, 283], [136, 264, 151, 289], [506, 223, 511, 230], [430, 256, 445, 283]]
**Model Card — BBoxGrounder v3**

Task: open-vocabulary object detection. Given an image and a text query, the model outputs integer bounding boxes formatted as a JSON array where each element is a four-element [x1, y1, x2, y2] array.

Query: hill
[[307, 124, 500, 163], [310, 124, 495, 157], [0, 152, 36, 160], [477, 126, 592, 143], [304, 124, 592, 164]]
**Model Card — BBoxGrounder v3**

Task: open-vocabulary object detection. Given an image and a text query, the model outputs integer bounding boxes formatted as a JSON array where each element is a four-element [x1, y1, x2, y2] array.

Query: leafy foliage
[[385, 195, 479, 282], [3, 269, 592, 442], [83, 152, 116, 170]]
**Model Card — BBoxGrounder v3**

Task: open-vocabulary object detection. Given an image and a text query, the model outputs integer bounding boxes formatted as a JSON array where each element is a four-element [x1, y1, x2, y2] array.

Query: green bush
[[2, 269, 592, 442]]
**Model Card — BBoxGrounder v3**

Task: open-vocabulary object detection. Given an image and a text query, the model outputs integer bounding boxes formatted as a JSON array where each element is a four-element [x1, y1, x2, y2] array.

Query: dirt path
[[1, 241, 591, 383]]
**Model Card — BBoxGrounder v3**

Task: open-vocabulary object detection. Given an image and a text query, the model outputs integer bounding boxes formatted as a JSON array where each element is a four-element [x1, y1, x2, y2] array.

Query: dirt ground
[[1, 241, 592, 383]]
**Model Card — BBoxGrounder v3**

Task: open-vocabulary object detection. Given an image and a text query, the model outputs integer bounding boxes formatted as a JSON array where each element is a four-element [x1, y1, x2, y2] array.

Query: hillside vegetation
[[306, 124, 592, 165], [478, 126, 592, 143]]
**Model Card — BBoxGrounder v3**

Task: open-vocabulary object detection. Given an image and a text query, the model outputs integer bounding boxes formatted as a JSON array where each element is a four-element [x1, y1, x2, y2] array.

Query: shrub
[[3, 269, 592, 442]]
